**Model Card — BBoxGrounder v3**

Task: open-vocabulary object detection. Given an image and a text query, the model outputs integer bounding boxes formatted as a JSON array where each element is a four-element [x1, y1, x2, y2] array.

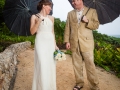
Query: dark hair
[[37, 0, 53, 11], [72, 0, 84, 3]]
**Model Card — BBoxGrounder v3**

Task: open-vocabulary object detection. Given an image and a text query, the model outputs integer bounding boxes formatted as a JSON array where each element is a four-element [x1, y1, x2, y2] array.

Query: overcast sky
[[52, 0, 120, 35]]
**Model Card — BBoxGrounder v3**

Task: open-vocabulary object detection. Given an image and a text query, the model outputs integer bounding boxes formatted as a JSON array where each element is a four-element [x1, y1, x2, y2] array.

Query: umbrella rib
[[25, 14, 31, 36], [28, 13, 31, 17], [17, 5, 26, 9], [20, 0, 29, 9], [97, 0, 120, 7], [96, 1, 106, 6], [27, 0, 30, 8], [10, 14, 20, 32], [23, 0, 29, 8], [24, 13, 27, 36], [3, 8, 16, 12], [24, 13, 30, 36], [3, 0, 41, 36], [18, 14, 22, 35], [104, 0, 120, 6], [24, 14, 27, 34], [85, 0, 93, 8], [95, 2, 112, 22]]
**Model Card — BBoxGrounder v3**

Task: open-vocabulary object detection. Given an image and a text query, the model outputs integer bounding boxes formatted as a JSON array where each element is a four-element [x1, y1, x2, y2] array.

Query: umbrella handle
[[82, 7, 90, 17], [85, 7, 90, 16], [81, 7, 90, 20], [81, 15, 84, 20]]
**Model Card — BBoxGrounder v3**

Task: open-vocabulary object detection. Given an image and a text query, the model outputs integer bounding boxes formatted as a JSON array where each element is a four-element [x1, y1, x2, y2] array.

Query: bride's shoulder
[[31, 15, 36, 18], [31, 14, 39, 19], [48, 15, 54, 22]]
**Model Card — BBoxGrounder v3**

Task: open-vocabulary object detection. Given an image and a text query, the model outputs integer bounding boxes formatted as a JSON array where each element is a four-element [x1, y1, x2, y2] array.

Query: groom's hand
[[66, 42, 70, 49], [82, 15, 89, 23]]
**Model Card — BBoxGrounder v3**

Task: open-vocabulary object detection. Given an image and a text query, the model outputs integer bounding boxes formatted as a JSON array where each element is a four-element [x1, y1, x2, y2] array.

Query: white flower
[[62, 53, 66, 57], [57, 53, 61, 57], [58, 58, 62, 61], [54, 50, 66, 61], [55, 56, 59, 60]]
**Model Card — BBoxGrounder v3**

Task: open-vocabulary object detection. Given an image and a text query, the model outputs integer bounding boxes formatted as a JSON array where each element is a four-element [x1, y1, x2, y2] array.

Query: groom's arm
[[86, 9, 99, 30], [64, 13, 70, 43]]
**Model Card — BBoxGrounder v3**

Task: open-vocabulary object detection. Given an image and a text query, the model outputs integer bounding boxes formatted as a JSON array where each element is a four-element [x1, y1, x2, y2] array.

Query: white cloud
[[98, 17, 120, 35], [52, 0, 73, 21]]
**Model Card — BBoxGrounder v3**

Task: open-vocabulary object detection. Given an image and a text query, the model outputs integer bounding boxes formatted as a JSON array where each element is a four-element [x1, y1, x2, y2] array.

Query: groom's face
[[72, 0, 82, 9]]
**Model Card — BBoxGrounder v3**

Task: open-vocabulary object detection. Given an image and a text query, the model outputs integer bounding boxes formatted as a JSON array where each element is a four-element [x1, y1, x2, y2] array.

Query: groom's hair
[[71, 0, 84, 2]]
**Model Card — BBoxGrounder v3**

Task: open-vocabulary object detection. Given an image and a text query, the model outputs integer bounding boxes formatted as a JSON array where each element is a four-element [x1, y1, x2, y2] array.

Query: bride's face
[[43, 5, 52, 15]]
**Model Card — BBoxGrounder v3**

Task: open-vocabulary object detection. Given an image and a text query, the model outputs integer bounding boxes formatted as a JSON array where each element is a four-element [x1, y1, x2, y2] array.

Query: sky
[[52, 0, 120, 35]]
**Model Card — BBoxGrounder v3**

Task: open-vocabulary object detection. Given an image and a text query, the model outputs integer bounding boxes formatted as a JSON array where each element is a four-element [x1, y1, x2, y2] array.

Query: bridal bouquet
[[54, 50, 66, 61]]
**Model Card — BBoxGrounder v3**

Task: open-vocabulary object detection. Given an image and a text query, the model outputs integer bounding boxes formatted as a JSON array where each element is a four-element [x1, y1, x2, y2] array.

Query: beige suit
[[64, 6, 100, 90]]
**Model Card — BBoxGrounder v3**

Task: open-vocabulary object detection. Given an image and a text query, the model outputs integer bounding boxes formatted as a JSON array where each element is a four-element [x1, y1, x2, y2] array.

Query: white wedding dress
[[32, 16, 56, 90]]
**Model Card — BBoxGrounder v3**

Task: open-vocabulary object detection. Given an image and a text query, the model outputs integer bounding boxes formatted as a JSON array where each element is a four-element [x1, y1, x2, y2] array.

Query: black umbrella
[[68, 0, 120, 24], [3, 0, 53, 36]]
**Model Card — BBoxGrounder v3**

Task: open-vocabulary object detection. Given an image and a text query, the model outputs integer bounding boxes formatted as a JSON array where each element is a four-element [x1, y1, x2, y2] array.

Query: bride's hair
[[37, 0, 53, 11]]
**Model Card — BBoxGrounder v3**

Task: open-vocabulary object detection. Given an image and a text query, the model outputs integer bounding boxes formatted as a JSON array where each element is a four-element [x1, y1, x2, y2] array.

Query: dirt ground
[[13, 49, 120, 90]]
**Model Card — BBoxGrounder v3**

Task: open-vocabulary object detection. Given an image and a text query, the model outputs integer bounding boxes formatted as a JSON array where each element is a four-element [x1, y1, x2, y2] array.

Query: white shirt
[[76, 8, 84, 23]]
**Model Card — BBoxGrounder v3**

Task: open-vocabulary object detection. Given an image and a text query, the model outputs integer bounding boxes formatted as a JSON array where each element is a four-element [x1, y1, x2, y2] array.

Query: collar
[[76, 8, 84, 12], [75, 7, 84, 12]]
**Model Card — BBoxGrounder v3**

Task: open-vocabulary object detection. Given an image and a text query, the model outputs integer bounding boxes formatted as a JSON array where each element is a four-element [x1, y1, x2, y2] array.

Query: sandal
[[73, 85, 83, 90]]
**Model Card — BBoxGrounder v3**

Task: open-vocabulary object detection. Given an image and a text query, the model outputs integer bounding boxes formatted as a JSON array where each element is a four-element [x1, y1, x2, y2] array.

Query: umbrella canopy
[[68, 0, 120, 24], [3, 0, 53, 36]]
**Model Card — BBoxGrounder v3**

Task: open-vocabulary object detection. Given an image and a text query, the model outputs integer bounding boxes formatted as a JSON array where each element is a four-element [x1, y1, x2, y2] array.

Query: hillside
[[110, 35, 120, 38]]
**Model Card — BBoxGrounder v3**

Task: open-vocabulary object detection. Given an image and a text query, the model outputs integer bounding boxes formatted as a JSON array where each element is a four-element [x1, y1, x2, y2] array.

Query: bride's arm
[[51, 16, 59, 50], [30, 15, 42, 35]]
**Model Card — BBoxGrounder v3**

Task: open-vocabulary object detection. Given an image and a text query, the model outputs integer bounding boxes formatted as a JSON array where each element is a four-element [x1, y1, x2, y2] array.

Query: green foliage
[[0, 0, 5, 23], [0, 23, 35, 52], [0, 0, 5, 9], [64, 50, 72, 55], [93, 31, 120, 47], [54, 18, 66, 49], [93, 30, 120, 77]]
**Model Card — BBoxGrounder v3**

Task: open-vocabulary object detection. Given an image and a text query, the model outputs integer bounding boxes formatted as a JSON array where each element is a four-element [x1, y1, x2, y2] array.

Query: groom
[[64, 0, 100, 90]]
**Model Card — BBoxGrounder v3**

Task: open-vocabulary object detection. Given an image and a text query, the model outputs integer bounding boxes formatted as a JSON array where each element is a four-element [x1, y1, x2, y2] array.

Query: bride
[[30, 0, 58, 90]]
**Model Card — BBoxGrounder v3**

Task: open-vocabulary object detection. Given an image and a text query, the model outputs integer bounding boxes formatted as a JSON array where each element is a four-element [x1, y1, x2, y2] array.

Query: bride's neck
[[39, 9, 47, 17]]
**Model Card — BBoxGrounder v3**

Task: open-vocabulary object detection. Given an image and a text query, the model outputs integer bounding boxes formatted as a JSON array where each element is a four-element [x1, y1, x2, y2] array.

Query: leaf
[[117, 48, 120, 52], [102, 65, 110, 71]]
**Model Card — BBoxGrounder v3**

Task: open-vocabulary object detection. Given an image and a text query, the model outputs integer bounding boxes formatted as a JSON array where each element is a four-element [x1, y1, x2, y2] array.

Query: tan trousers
[[72, 43, 100, 90]]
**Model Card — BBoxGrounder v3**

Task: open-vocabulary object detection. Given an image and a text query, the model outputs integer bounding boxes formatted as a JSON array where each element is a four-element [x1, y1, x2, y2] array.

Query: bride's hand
[[36, 18, 44, 24], [55, 45, 59, 50]]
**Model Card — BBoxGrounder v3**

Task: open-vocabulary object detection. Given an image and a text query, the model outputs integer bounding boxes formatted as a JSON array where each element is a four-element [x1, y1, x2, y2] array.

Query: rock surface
[[0, 41, 31, 90]]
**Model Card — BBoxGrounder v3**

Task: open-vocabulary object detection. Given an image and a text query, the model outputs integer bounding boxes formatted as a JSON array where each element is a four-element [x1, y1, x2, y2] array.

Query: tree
[[0, 0, 5, 23]]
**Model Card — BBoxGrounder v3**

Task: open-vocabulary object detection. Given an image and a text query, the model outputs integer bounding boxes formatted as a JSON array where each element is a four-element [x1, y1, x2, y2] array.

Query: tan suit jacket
[[64, 6, 99, 52]]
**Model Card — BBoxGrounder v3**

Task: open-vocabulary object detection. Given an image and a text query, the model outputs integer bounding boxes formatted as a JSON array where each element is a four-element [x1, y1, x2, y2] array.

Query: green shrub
[[0, 23, 35, 52], [54, 18, 66, 49], [0, 0, 5, 23]]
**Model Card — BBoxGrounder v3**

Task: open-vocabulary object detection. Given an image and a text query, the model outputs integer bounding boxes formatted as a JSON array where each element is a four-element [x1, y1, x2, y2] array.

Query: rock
[[0, 41, 31, 90]]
